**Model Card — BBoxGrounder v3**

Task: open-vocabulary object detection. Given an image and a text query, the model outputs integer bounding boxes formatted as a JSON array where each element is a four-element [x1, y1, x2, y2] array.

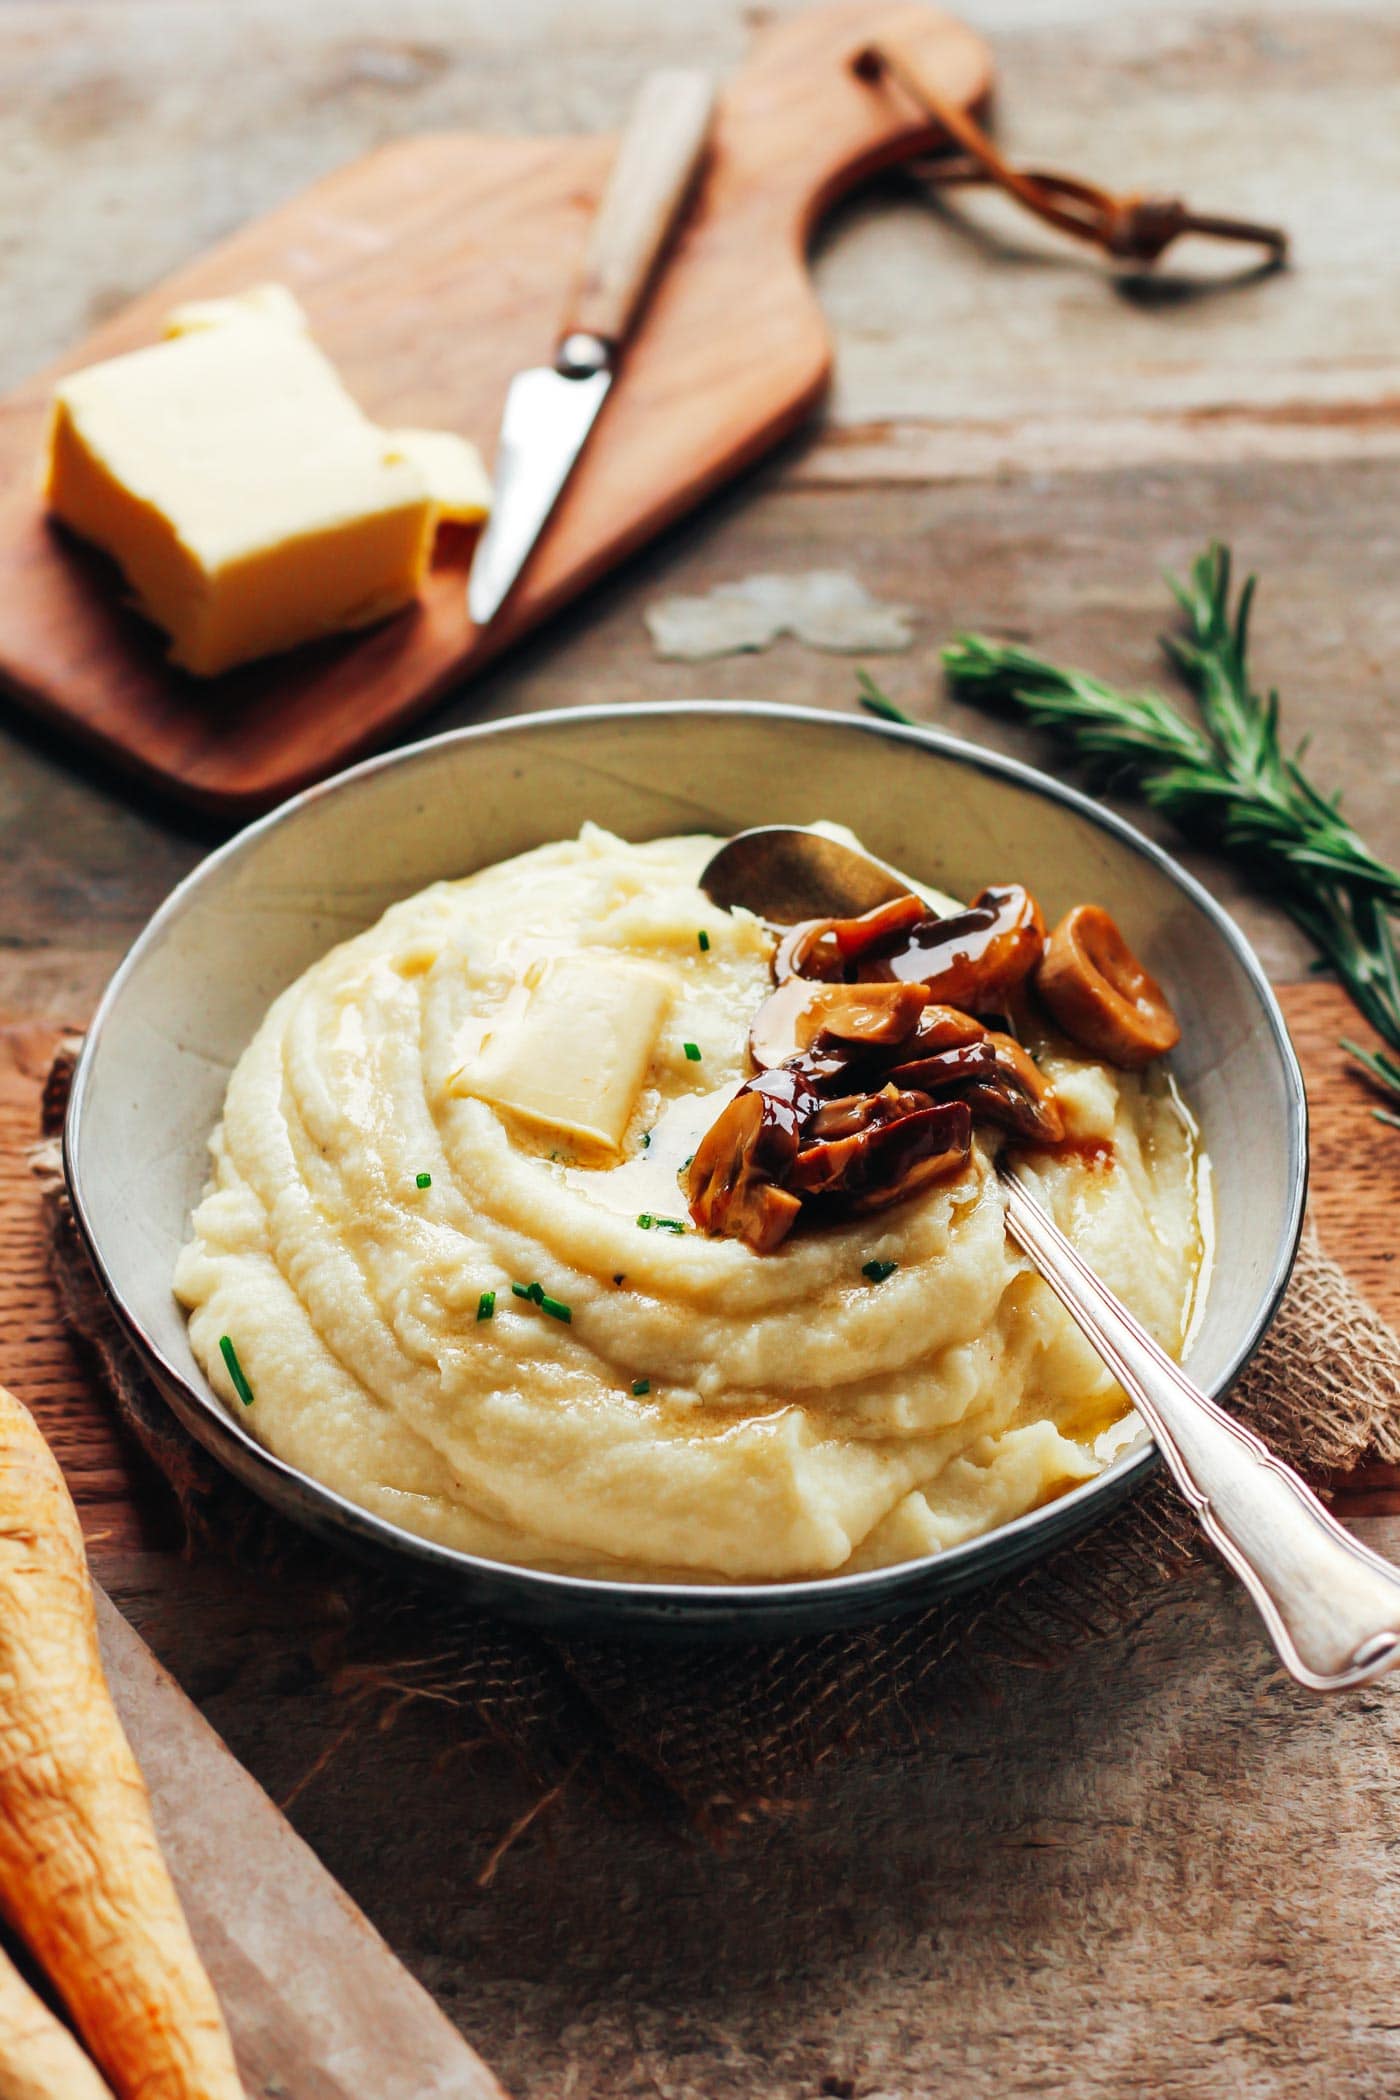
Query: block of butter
[[450, 951, 676, 1160], [44, 289, 491, 677]]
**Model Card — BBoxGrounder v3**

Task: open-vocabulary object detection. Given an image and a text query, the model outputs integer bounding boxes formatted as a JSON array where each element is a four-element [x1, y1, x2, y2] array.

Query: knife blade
[[467, 358, 610, 628], [468, 68, 715, 628]]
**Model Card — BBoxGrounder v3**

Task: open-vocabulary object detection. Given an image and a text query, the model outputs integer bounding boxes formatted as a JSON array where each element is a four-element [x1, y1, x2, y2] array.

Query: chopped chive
[[640, 1131, 652, 1149], [509, 1280, 569, 1321], [218, 1334, 255, 1407], [636, 1212, 689, 1232], [632, 1378, 650, 1396], [415, 1171, 432, 1189], [476, 1289, 496, 1322], [862, 1258, 899, 1284], [697, 930, 711, 952], [683, 1041, 702, 1062], [637, 1213, 653, 1229]]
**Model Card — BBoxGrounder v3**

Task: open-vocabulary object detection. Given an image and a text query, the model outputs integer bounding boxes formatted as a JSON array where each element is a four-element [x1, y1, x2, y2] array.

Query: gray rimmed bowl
[[65, 704, 1307, 1638]]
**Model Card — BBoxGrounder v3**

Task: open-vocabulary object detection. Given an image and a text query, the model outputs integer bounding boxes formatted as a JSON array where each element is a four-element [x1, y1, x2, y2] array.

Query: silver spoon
[[702, 825, 1400, 1692]]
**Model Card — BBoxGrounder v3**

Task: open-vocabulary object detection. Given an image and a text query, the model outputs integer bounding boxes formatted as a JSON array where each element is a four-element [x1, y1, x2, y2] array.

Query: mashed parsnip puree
[[175, 825, 1205, 1583]]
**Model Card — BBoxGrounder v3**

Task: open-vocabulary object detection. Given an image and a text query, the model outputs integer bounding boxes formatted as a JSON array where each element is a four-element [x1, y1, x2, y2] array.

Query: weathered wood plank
[[4, 1, 1400, 2093], [5, 0, 1398, 443], [5, 981, 1400, 2099], [5, 451, 1399, 1025]]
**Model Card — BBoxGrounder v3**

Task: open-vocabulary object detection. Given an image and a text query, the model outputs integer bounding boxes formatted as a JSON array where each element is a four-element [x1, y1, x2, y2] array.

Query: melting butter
[[449, 949, 677, 1160], [562, 1084, 736, 1220]]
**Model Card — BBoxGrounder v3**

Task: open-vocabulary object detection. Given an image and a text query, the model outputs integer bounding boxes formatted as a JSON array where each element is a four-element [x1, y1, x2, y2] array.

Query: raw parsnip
[[0, 1942, 114, 2100], [0, 1384, 243, 2100]]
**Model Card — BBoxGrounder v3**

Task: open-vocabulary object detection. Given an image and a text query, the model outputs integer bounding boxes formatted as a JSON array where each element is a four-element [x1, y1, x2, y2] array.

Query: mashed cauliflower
[[175, 826, 1204, 1582]]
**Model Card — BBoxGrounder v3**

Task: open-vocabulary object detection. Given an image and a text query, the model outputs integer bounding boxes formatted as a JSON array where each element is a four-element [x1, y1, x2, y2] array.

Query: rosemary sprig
[[855, 670, 914, 724], [1340, 1040, 1400, 1130], [860, 543, 1400, 1117]]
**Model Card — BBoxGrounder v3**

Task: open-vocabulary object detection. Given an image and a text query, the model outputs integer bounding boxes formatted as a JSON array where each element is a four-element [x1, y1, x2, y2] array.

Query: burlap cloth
[[38, 1046, 1400, 1836]]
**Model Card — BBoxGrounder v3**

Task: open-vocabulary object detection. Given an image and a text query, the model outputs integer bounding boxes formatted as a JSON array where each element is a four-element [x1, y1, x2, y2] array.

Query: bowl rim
[[65, 700, 1309, 1623]]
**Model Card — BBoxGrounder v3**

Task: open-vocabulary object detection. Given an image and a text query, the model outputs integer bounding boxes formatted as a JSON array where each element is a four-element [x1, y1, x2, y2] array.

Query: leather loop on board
[[857, 41, 1288, 269]]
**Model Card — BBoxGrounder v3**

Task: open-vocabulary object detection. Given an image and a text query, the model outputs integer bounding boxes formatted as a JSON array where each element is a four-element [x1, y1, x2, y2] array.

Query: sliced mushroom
[[687, 1061, 974, 1247], [789, 1092, 973, 1209], [957, 1032, 1065, 1144], [804, 1089, 912, 1146], [749, 977, 927, 1072], [686, 1066, 822, 1250], [889, 885, 1047, 1007], [882, 1042, 1000, 1094], [684, 876, 1144, 1252], [1036, 905, 1180, 1069], [888, 1030, 1063, 1146], [902, 1004, 989, 1057], [775, 885, 1047, 1013], [774, 893, 926, 983], [792, 1097, 974, 1213]]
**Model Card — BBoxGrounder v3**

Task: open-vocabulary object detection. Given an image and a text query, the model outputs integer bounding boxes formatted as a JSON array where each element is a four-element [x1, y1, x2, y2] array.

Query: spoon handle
[[1001, 1168, 1400, 1692]]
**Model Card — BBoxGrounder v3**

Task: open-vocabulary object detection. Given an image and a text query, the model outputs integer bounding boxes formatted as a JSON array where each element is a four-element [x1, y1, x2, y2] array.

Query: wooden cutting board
[[0, 1, 989, 819], [95, 1594, 509, 2099]]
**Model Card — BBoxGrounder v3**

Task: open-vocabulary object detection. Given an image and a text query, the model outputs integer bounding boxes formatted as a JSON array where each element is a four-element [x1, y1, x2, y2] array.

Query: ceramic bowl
[[65, 704, 1307, 1637]]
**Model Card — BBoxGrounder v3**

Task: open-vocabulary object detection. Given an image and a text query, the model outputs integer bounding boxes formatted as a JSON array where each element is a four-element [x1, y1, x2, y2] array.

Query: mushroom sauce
[[175, 825, 1206, 1583]]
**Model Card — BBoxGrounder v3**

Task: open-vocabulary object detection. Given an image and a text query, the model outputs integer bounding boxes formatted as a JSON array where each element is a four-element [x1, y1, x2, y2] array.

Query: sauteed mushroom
[[688, 864, 1180, 1250], [791, 1096, 974, 1211], [748, 978, 928, 1072], [887, 1029, 1064, 1146], [901, 1004, 989, 1057], [775, 885, 1047, 1013], [880, 1042, 999, 1094], [1036, 905, 1180, 1069], [773, 893, 926, 983], [685, 1060, 975, 1250], [958, 1033, 1066, 1144], [686, 1065, 821, 1252]]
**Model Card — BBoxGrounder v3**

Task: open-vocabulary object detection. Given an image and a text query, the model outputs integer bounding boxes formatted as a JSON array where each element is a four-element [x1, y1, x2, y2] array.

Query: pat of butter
[[388, 429, 492, 525], [164, 284, 311, 337], [44, 287, 491, 677], [450, 952, 674, 1159]]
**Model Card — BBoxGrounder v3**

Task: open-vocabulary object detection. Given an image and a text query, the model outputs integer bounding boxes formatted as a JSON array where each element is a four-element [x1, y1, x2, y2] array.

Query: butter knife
[[468, 69, 715, 627]]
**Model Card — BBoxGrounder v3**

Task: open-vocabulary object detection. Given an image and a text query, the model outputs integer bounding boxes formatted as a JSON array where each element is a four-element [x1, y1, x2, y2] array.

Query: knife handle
[[563, 69, 715, 354]]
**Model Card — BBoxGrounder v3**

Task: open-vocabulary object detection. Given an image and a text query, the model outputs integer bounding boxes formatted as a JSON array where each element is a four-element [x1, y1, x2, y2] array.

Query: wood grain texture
[[4, 2, 1400, 2092], [0, 1, 991, 815], [95, 1595, 511, 2100], [3, 979, 1400, 2097], [565, 69, 717, 347]]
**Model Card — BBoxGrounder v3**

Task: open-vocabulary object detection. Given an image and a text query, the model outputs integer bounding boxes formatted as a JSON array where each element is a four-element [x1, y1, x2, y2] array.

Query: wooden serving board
[[0, 1, 989, 819]]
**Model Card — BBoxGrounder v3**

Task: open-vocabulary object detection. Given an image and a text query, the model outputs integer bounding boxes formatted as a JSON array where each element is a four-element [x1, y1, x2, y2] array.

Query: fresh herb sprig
[[859, 543, 1400, 1118], [1342, 1041, 1400, 1131]]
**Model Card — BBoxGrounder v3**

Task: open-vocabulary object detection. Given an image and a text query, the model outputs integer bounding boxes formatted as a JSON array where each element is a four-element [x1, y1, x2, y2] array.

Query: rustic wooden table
[[4, 1, 1400, 2092]]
